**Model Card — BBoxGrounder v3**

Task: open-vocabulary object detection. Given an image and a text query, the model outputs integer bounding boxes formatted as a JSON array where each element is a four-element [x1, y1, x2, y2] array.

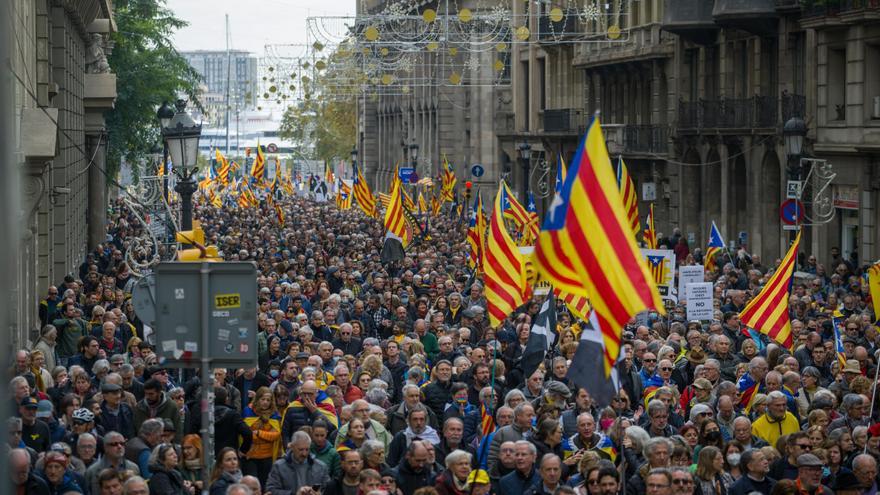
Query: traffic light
[[174, 222, 223, 262]]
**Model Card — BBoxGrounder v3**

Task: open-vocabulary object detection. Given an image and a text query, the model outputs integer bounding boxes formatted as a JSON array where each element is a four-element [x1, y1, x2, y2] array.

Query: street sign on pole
[[786, 180, 802, 199], [398, 167, 416, 183], [780, 199, 805, 225], [155, 261, 258, 484], [470, 164, 484, 177]]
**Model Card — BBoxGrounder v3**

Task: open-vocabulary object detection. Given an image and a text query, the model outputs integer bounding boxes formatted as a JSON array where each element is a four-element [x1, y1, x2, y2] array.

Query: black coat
[[189, 404, 252, 457], [421, 380, 453, 418], [393, 460, 434, 495], [232, 372, 272, 408], [148, 465, 187, 495]]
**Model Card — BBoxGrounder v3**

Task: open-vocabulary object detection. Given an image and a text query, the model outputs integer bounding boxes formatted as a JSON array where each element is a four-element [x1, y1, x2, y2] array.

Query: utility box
[[155, 262, 258, 369]]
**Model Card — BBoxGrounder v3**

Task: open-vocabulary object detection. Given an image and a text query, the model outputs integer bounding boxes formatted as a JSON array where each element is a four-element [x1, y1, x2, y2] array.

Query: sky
[[168, 0, 356, 55]]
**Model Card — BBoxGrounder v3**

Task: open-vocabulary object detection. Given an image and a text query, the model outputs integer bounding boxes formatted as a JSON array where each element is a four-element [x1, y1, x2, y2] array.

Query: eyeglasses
[[106, 441, 125, 446], [660, 367, 673, 372], [643, 358, 657, 363], [672, 479, 694, 485], [796, 444, 812, 450], [587, 479, 600, 485], [647, 483, 671, 489]]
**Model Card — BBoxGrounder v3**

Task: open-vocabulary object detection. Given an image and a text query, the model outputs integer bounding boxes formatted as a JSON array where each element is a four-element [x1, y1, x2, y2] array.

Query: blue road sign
[[398, 167, 416, 183], [471, 164, 484, 177]]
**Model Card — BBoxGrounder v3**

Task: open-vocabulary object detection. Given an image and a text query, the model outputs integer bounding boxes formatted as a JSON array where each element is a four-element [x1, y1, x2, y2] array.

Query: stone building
[[9, 0, 117, 348]]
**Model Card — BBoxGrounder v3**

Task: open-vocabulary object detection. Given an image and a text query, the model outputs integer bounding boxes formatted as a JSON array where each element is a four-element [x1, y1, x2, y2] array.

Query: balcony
[[782, 91, 807, 122], [712, 0, 779, 35], [542, 108, 586, 134], [676, 95, 780, 132], [661, 0, 719, 44], [538, 9, 580, 43], [801, 0, 880, 25], [623, 125, 669, 154]]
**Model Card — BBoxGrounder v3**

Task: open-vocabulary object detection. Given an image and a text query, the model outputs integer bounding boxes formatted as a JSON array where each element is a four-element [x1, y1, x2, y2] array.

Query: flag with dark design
[[520, 293, 556, 381], [565, 310, 620, 410]]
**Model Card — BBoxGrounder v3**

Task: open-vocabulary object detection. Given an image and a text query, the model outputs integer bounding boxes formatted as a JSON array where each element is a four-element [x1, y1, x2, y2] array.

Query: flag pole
[[866, 354, 880, 454]]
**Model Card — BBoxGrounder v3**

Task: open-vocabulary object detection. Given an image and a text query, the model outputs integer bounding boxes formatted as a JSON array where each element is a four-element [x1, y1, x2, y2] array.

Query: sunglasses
[[643, 358, 657, 363], [796, 444, 812, 450], [660, 367, 673, 372]]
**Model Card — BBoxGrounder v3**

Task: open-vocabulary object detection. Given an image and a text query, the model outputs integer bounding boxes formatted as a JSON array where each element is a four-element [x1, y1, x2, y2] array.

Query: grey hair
[[358, 439, 386, 460], [76, 432, 96, 448], [225, 484, 254, 495], [92, 359, 111, 375], [124, 476, 148, 491], [139, 418, 164, 437], [643, 437, 673, 459], [453, 356, 470, 369], [365, 387, 388, 405], [366, 379, 388, 392], [647, 399, 667, 418], [402, 383, 420, 396], [801, 366, 821, 379], [625, 426, 650, 453], [841, 393, 864, 412], [748, 357, 768, 373], [9, 376, 27, 389], [766, 390, 786, 402], [291, 430, 311, 446], [514, 439, 537, 455], [7, 417, 22, 429], [119, 363, 134, 374], [444, 449, 473, 469], [704, 358, 721, 370], [504, 389, 526, 407], [301, 366, 317, 376]]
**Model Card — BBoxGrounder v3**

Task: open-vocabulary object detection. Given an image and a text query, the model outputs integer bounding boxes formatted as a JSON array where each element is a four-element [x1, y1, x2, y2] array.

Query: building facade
[[181, 50, 259, 126], [9, 0, 117, 348]]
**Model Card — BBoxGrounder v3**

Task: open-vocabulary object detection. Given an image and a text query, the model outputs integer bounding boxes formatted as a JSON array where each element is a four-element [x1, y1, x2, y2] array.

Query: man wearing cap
[[467, 469, 491, 495], [97, 382, 134, 438], [794, 454, 833, 494], [39, 450, 85, 493], [19, 396, 51, 452]]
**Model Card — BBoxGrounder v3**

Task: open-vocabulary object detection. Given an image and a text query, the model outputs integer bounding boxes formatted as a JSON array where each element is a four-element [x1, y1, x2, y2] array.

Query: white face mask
[[726, 453, 741, 466]]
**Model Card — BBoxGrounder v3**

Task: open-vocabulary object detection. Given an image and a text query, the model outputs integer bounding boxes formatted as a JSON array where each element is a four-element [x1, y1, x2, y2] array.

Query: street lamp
[[350, 147, 358, 167], [409, 143, 419, 170], [783, 116, 807, 240], [518, 142, 532, 203], [156, 101, 175, 202], [161, 99, 202, 233]]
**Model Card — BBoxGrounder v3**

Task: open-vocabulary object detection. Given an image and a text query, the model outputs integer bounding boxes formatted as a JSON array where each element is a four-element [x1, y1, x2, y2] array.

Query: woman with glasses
[[179, 434, 204, 492], [797, 367, 830, 418]]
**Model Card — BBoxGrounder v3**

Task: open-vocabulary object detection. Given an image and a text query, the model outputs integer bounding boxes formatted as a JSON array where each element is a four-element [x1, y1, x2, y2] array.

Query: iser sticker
[[214, 293, 241, 309]]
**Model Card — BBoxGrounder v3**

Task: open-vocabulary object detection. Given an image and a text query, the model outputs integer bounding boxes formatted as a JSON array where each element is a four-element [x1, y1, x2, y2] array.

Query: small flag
[[500, 182, 531, 232], [383, 178, 409, 246], [739, 230, 801, 349], [831, 312, 847, 371], [565, 310, 620, 410], [737, 371, 762, 413], [480, 403, 495, 438], [441, 155, 457, 203], [616, 157, 640, 238], [868, 262, 880, 328], [643, 203, 657, 249], [353, 164, 378, 218], [520, 292, 556, 380], [250, 144, 266, 180], [523, 192, 540, 245], [705, 221, 725, 272], [467, 191, 487, 271]]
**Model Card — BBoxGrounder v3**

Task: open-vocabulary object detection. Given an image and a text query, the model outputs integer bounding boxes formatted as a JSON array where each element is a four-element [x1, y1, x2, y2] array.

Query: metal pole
[[224, 14, 231, 157], [521, 155, 530, 204], [866, 351, 880, 454], [163, 142, 169, 203], [200, 262, 215, 494]]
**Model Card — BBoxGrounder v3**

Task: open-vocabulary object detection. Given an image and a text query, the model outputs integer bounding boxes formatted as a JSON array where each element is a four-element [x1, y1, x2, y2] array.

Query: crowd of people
[[8, 193, 880, 495]]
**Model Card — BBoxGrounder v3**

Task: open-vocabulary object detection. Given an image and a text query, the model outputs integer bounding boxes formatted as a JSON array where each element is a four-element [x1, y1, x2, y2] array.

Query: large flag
[[705, 221, 725, 272], [383, 178, 409, 246], [467, 191, 487, 271], [533, 117, 664, 377], [250, 144, 266, 181], [616, 157, 640, 238], [566, 310, 620, 409], [217, 153, 230, 187], [441, 155, 457, 202], [739, 229, 801, 349], [484, 185, 530, 327], [643, 203, 657, 249], [353, 165, 377, 218], [520, 293, 556, 380], [869, 262, 880, 328]]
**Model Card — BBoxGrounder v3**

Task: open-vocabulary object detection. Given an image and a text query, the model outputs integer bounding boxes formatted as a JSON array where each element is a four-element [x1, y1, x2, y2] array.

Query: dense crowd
[[8, 193, 880, 495]]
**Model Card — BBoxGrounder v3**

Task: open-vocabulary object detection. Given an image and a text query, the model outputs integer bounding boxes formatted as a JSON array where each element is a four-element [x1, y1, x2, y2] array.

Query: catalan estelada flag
[[467, 191, 486, 271], [480, 403, 495, 438], [555, 155, 567, 193], [739, 229, 801, 349], [484, 183, 530, 327], [523, 192, 540, 245], [250, 144, 265, 181], [643, 203, 657, 249], [705, 220, 725, 272], [616, 157, 640, 238], [441, 155, 457, 202], [533, 117, 664, 377], [383, 178, 409, 246], [353, 165, 377, 218], [737, 371, 762, 413], [646, 253, 667, 286], [500, 181, 531, 231]]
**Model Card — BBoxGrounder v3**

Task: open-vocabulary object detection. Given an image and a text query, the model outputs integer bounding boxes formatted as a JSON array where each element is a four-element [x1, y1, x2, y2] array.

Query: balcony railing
[[543, 108, 586, 134], [623, 125, 668, 154], [801, 0, 880, 17], [676, 96, 779, 130], [782, 91, 807, 122], [538, 9, 580, 42]]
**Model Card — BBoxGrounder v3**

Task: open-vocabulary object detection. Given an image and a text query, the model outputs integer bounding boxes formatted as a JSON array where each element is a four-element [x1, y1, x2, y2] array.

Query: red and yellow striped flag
[[616, 157, 640, 238], [739, 230, 801, 349], [216, 150, 230, 187], [441, 155, 457, 203], [533, 117, 664, 376], [384, 178, 409, 246], [484, 184, 530, 327], [555, 288, 592, 322], [250, 144, 265, 180], [353, 165, 377, 218], [643, 203, 657, 249], [467, 191, 487, 271]]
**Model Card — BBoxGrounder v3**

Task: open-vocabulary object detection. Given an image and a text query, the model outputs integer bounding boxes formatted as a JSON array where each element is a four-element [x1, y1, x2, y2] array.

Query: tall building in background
[[181, 50, 259, 125]]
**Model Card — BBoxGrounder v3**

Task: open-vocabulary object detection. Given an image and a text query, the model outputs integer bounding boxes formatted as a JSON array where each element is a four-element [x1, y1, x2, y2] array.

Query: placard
[[678, 265, 705, 302], [686, 282, 714, 321], [641, 248, 676, 302]]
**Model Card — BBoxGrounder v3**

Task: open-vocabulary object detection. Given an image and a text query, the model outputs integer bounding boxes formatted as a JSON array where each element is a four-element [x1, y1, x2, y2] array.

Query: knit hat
[[44, 451, 68, 468]]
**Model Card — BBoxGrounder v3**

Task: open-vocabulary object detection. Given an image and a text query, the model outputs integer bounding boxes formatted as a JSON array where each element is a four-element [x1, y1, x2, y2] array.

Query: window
[[827, 47, 846, 121]]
